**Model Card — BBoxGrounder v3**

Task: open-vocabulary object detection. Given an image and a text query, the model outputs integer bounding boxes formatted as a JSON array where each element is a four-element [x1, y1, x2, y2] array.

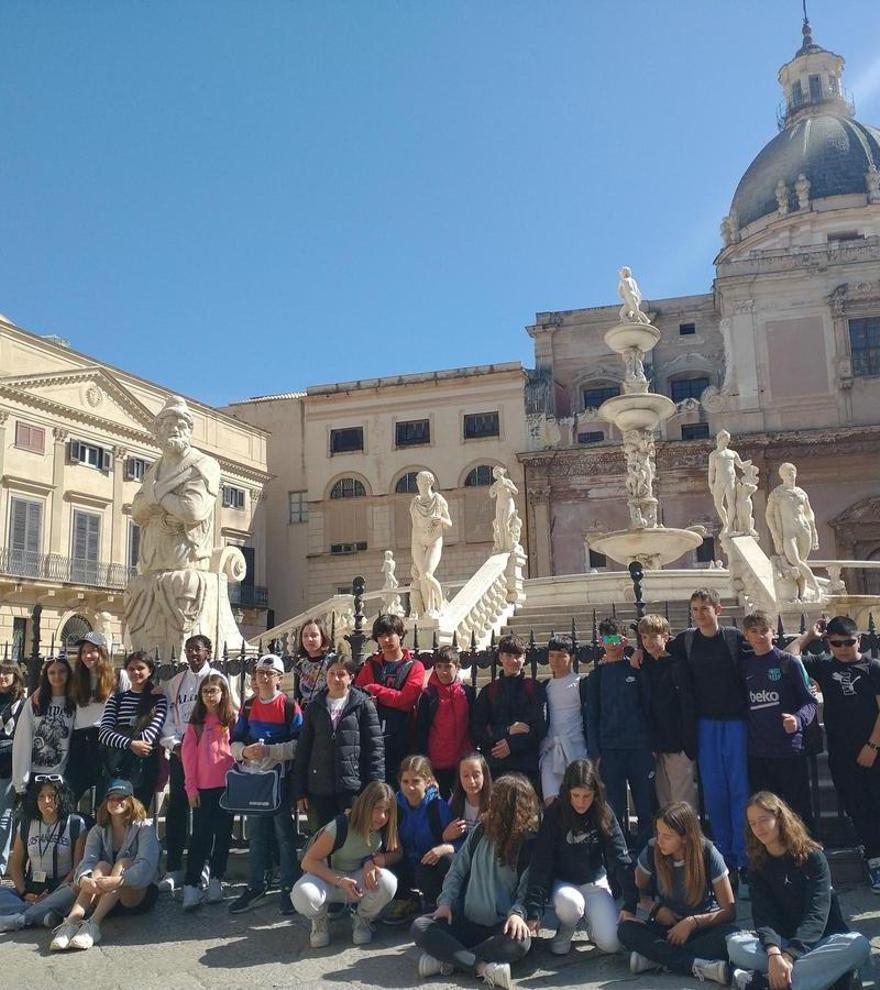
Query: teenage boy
[[586, 618, 655, 849], [789, 616, 880, 893], [637, 614, 698, 810], [741, 610, 817, 832], [355, 613, 426, 784], [471, 634, 546, 789], [670, 588, 750, 883], [415, 646, 474, 797], [229, 654, 303, 915], [158, 635, 237, 894], [539, 634, 588, 804]]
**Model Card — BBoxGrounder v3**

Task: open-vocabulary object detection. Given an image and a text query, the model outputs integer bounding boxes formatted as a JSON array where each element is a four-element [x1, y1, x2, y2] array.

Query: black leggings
[[185, 787, 233, 886], [618, 918, 737, 974], [394, 855, 452, 906], [411, 913, 531, 973]]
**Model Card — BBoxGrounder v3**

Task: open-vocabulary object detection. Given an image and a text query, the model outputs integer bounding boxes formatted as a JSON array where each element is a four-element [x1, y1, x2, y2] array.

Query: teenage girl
[[292, 780, 401, 948], [617, 801, 737, 986], [180, 674, 236, 911], [49, 779, 161, 951], [447, 752, 493, 844], [0, 776, 86, 932], [0, 662, 26, 872], [727, 791, 870, 990], [12, 657, 76, 796], [411, 773, 540, 989], [524, 758, 635, 956], [293, 617, 336, 708]]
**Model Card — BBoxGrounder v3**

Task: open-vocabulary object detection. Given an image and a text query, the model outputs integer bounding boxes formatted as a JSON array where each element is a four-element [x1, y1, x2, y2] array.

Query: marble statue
[[409, 470, 452, 617], [795, 173, 811, 210], [733, 459, 759, 537], [125, 395, 243, 654], [622, 346, 648, 390], [708, 430, 746, 534], [867, 166, 880, 204], [776, 180, 789, 216], [617, 266, 651, 325], [765, 462, 821, 602], [719, 317, 736, 393], [489, 466, 522, 552], [380, 549, 403, 615], [622, 430, 657, 528], [720, 212, 739, 247]]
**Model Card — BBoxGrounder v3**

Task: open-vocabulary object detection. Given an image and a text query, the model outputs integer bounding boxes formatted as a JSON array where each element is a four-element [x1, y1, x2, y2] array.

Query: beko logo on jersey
[[750, 689, 780, 705]]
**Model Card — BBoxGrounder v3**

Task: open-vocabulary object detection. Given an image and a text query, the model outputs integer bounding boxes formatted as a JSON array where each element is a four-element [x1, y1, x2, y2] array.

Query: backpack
[[369, 658, 414, 692], [778, 654, 825, 756], [398, 796, 446, 845]]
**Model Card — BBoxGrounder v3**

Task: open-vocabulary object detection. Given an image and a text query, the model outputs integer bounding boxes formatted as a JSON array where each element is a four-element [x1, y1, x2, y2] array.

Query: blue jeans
[[697, 718, 750, 868], [0, 777, 16, 875], [727, 931, 870, 990], [0, 882, 76, 925], [247, 809, 299, 891], [601, 747, 656, 850]]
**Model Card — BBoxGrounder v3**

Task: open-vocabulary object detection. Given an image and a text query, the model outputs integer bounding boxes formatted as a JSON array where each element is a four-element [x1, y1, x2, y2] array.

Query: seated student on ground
[[415, 646, 475, 799], [292, 780, 401, 948], [447, 752, 493, 843], [538, 635, 588, 806], [727, 791, 871, 990], [0, 776, 86, 932], [411, 773, 540, 989], [386, 754, 457, 924], [49, 778, 161, 952], [617, 801, 737, 986], [523, 758, 635, 957]]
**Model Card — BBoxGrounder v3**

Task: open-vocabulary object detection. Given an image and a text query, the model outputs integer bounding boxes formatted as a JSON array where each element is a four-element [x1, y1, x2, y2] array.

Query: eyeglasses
[[828, 638, 858, 647], [34, 774, 63, 783]]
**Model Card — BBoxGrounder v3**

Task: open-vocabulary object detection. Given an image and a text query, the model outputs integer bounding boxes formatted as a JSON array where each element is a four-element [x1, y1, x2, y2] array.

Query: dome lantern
[[776, 14, 852, 130]]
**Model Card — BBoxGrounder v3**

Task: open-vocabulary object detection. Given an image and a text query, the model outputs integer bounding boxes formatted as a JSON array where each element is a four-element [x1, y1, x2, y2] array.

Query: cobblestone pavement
[[3, 880, 879, 990]]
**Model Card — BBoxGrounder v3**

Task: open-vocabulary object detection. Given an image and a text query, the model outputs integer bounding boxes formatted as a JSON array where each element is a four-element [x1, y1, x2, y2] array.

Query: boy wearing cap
[[229, 654, 302, 915]]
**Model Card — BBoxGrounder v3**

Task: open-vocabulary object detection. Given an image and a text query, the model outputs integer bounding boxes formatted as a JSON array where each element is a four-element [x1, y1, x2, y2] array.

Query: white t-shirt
[[327, 693, 348, 727], [546, 673, 586, 740]]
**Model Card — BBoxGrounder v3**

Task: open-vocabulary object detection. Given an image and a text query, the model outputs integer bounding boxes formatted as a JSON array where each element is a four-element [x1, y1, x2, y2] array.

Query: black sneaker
[[279, 888, 296, 916], [229, 887, 267, 914]]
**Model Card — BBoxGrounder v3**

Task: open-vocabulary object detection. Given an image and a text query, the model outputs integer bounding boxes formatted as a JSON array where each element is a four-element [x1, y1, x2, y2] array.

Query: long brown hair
[[558, 758, 615, 837], [70, 642, 116, 707], [96, 794, 148, 827], [653, 802, 707, 909], [449, 752, 492, 818], [481, 773, 540, 868], [0, 663, 26, 702], [348, 780, 399, 853], [746, 791, 821, 871], [188, 674, 235, 729]]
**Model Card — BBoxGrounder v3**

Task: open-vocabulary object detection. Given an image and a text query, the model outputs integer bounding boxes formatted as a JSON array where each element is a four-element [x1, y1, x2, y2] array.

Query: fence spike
[[800, 613, 807, 634], [432, 629, 439, 651], [412, 623, 419, 650], [451, 629, 458, 649], [776, 613, 785, 645]]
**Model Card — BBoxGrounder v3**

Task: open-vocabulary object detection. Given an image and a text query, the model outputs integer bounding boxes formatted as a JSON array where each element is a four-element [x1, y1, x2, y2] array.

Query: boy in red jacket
[[355, 613, 426, 783]]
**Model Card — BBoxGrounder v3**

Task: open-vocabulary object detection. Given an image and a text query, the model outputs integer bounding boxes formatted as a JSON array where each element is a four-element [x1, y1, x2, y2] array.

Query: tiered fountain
[[589, 267, 704, 569]]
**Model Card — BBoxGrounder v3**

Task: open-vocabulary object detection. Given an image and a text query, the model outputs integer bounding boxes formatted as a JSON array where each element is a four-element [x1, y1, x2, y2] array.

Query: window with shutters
[[71, 509, 101, 584], [288, 491, 308, 524], [330, 427, 364, 454], [670, 377, 710, 403], [125, 457, 149, 482], [69, 439, 112, 472], [12, 617, 27, 661], [14, 422, 45, 454], [7, 497, 43, 578], [222, 485, 246, 510], [395, 419, 430, 448], [128, 520, 141, 572], [681, 422, 710, 440], [582, 385, 620, 410]]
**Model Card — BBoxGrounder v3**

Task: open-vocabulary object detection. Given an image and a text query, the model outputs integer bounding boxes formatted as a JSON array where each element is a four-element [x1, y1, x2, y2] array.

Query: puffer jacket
[[291, 687, 384, 798]]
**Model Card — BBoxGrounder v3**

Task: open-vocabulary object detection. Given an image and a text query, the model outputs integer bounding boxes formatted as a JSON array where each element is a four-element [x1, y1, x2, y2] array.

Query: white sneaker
[[352, 913, 374, 945], [49, 921, 81, 951], [418, 952, 454, 978], [157, 870, 183, 893], [69, 919, 102, 950], [692, 958, 729, 985], [182, 885, 204, 911], [204, 877, 224, 904], [480, 962, 512, 989], [549, 923, 576, 955], [732, 970, 756, 990], [310, 911, 330, 948], [630, 951, 658, 974], [0, 913, 25, 932]]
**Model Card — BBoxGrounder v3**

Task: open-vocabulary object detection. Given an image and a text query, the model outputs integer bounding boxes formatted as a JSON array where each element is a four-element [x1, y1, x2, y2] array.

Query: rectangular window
[[14, 421, 45, 454], [681, 422, 711, 440], [577, 431, 605, 445], [849, 317, 880, 377], [696, 536, 716, 563], [125, 457, 148, 482], [69, 439, 112, 472], [395, 419, 430, 448], [463, 411, 500, 439], [809, 74, 823, 102], [678, 322, 696, 336], [128, 520, 141, 571], [582, 386, 619, 409], [791, 80, 804, 108], [330, 541, 367, 554], [71, 509, 101, 584], [330, 427, 364, 454], [288, 491, 308, 524], [222, 485, 246, 510], [588, 548, 607, 569], [671, 377, 710, 403], [7, 496, 43, 578]]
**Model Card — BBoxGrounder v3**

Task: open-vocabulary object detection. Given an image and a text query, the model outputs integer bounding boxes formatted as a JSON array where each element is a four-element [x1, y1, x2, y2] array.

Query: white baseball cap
[[255, 654, 284, 674]]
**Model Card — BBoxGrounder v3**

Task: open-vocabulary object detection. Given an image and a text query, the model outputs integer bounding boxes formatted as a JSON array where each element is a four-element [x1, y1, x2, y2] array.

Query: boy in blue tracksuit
[[586, 617, 655, 850]]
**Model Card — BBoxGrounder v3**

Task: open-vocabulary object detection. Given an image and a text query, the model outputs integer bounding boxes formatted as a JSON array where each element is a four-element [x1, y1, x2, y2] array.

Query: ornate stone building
[[518, 18, 880, 595]]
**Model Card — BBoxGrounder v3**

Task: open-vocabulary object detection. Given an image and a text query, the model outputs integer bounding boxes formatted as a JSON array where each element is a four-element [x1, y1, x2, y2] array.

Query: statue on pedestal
[[708, 430, 746, 535], [380, 550, 403, 616], [489, 466, 522, 552], [733, 460, 759, 538], [765, 462, 821, 602], [617, 266, 651, 325], [409, 471, 452, 617]]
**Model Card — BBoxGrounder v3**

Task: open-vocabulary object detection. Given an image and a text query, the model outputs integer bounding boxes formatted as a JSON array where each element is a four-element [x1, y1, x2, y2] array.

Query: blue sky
[[3, 1, 879, 407]]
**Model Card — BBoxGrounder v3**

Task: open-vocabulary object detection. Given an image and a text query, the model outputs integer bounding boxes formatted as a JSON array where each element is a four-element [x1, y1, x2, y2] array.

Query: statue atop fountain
[[766, 462, 822, 603]]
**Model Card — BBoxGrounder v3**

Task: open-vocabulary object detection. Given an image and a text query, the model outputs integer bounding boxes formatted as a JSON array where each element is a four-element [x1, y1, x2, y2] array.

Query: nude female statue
[[409, 470, 452, 616]]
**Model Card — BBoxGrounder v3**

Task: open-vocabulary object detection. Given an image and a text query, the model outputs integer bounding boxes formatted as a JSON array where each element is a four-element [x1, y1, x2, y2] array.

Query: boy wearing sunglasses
[[789, 615, 880, 893]]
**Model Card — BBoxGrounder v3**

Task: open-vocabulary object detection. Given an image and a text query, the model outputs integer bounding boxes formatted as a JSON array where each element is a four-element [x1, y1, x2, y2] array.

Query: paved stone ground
[[4, 877, 880, 990]]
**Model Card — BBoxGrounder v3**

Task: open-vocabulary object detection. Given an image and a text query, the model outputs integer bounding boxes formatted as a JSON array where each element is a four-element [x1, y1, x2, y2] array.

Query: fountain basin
[[604, 322, 662, 355], [590, 527, 704, 568], [599, 392, 676, 431]]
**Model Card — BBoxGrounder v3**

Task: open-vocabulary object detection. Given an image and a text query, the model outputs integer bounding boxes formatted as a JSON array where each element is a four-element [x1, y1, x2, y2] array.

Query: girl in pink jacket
[[180, 674, 235, 911]]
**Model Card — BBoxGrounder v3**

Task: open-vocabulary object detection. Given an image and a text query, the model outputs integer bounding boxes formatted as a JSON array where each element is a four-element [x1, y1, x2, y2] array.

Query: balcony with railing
[[228, 583, 269, 609], [0, 548, 136, 589]]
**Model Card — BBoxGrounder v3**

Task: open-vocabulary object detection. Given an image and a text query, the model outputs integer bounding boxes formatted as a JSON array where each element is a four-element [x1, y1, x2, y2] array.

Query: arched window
[[464, 465, 494, 487], [59, 614, 93, 650], [582, 384, 620, 410], [394, 472, 420, 494], [670, 376, 710, 403], [330, 477, 366, 499]]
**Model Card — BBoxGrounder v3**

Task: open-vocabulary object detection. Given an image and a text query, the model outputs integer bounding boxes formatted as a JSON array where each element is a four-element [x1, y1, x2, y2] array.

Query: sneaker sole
[[229, 898, 267, 914]]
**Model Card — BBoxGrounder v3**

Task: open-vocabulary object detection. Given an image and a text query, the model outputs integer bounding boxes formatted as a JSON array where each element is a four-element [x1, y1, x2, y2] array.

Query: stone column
[[111, 446, 127, 564], [49, 428, 68, 555], [528, 485, 552, 577], [0, 411, 8, 481]]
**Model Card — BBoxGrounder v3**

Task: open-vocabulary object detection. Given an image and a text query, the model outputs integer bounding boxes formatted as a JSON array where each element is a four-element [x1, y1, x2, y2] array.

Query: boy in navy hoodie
[[586, 617, 654, 849]]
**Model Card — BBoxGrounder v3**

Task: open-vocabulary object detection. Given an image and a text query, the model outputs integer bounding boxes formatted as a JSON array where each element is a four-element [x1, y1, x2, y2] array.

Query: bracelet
[[867, 741, 880, 752], [689, 915, 699, 930]]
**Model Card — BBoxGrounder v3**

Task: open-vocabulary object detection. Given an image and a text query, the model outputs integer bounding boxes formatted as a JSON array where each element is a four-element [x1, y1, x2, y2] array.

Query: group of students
[[0, 596, 876, 988]]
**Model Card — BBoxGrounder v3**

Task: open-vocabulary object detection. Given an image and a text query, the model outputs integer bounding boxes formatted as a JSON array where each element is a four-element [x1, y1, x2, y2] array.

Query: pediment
[[0, 367, 157, 438], [831, 496, 880, 527]]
